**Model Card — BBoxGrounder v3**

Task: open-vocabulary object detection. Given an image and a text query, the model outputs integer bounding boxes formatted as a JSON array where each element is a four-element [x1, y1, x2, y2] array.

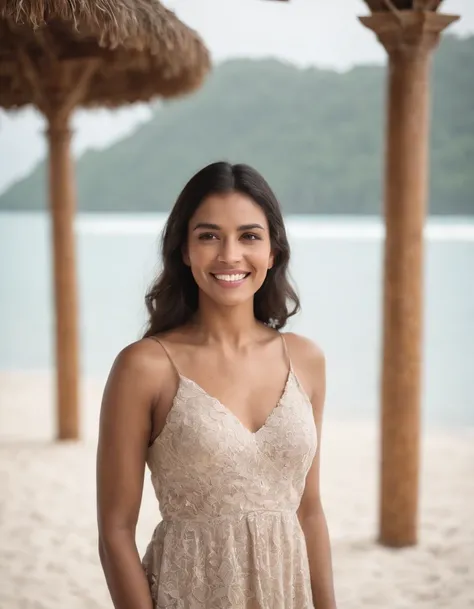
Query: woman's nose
[[217, 238, 242, 263]]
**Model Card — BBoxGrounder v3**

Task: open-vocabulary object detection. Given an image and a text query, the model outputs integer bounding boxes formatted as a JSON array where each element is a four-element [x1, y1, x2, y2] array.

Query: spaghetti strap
[[279, 332, 293, 373], [149, 336, 181, 377]]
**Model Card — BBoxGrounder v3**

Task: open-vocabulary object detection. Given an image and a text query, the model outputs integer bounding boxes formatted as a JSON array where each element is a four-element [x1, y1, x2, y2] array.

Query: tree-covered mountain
[[1, 34, 472, 215]]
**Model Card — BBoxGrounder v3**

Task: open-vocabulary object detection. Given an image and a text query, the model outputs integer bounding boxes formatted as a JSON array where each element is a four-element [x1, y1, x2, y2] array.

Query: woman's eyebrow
[[193, 222, 265, 231], [193, 222, 220, 231], [238, 224, 265, 231]]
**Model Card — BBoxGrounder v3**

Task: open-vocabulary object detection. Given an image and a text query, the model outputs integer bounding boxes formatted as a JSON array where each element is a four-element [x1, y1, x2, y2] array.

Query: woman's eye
[[198, 233, 218, 240], [242, 233, 261, 241]]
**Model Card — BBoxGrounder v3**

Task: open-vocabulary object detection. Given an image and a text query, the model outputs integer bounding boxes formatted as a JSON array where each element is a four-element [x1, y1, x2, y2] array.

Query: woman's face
[[184, 191, 275, 308]]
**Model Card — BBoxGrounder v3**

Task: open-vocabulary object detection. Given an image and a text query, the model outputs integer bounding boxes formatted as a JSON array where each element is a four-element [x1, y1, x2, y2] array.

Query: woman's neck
[[190, 297, 264, 348]]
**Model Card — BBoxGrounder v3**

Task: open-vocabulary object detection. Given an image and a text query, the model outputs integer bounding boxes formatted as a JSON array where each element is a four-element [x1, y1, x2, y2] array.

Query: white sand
[[0, 370, 473, 609]]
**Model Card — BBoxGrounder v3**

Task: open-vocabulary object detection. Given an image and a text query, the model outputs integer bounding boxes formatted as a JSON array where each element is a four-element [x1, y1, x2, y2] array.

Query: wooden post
[[43, 62, 98, 441], [46, 115, 80, 440], [359, 10, 458, 547], [16, 52, 98, 441]]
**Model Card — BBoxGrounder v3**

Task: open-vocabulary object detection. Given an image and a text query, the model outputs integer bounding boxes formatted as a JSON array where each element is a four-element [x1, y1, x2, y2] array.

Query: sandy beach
[[1, 370, 473, 609]]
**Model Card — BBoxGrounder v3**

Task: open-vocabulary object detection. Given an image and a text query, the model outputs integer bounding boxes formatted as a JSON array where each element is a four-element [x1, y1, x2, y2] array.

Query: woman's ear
[[268, 251, 275, 270]]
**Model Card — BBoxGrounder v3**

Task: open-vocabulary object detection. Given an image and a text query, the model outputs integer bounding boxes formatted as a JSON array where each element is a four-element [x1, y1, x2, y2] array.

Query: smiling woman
[[96, 162, 337, 609], [184, 191, 281, 315], [142, 162, 300, 336]]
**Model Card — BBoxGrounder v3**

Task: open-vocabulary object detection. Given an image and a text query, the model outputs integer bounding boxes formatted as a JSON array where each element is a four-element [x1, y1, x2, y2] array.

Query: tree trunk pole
[[359, 10, 458, 547], [46, 113, 80, 440]]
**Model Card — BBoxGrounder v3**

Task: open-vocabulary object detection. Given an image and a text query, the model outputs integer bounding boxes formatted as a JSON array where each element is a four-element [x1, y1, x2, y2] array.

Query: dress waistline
[[161, 508, 298, 524]]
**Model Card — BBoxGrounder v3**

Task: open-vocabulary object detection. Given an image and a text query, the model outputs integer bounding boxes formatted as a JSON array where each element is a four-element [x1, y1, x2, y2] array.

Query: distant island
[[1, 34, 472, 216]]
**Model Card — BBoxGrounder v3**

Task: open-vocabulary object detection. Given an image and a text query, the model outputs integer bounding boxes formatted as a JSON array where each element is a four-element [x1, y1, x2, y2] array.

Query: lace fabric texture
[[142, 371, 317, 609]]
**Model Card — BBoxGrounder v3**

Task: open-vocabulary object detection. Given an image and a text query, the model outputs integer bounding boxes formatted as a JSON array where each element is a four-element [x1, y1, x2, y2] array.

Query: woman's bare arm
[[289, 334, 337, 609], [96, 342, 160, 609]]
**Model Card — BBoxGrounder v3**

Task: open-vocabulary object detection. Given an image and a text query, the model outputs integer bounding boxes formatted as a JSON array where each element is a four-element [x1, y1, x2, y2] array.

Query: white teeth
[[214, 273, 247, 282]]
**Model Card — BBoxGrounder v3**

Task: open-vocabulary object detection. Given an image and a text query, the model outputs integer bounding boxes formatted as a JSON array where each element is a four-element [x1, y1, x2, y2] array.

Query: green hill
[[1, 34, 473, 215]]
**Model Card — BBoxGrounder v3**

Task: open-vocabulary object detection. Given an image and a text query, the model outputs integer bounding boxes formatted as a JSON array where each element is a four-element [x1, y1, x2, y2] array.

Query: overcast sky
[[0, 0, 472, 194]]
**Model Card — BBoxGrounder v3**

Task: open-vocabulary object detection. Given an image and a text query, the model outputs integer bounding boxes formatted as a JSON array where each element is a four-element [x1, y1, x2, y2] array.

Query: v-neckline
[[178, 369, 293, 437]]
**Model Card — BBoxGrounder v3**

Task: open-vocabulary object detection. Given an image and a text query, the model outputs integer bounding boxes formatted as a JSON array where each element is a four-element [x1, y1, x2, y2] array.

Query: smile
[[210, 272, 250, 286], [212, 273, 249, 282]]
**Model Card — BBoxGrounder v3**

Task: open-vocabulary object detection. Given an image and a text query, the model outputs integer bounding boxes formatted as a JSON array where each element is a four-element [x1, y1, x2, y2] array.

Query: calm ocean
[[1, 212, 473, 428]]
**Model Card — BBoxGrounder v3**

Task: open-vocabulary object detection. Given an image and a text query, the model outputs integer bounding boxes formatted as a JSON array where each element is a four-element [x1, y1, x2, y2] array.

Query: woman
[[96, 162, 337, 609]]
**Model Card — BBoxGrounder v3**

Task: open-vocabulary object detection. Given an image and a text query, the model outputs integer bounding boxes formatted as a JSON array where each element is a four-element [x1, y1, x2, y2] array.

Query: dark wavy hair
[[142, 161, 300, 337]]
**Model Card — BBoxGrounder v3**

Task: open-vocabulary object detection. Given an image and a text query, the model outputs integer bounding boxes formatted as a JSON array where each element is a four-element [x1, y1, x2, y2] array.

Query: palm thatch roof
[[0, 0, 208, 50], [0, 0, 210, 112], [364, 0, 444, 11], [361, 0, 458, 51]]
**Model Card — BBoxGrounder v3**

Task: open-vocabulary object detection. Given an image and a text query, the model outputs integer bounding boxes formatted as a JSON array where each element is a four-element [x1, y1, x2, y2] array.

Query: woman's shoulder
[[281, 331, 325, 365], [281, 332, 326, 406], [109, 335, 177, 381]]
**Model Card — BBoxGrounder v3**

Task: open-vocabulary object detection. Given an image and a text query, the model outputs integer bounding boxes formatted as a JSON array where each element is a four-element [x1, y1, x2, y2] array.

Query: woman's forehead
[[191, 192, 269, 228]]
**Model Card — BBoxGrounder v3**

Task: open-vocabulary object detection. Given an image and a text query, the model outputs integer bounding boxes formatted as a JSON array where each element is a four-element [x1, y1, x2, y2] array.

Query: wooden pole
[[16, 48, 98, 442], [359, 10, 458, 547], [46, 114, 80, 440], [44, 62, 98, 441], [15, 51, 80, 440]]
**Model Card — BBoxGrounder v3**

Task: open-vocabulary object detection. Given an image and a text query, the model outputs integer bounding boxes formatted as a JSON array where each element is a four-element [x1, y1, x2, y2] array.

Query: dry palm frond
[[0, 0, 205, 51], [364, 0, 444, 11], [0, 0, 210, 110]]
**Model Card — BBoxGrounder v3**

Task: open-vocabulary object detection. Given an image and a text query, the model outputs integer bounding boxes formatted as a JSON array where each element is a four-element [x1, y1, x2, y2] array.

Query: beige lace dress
[[142, 337, 317, 609]]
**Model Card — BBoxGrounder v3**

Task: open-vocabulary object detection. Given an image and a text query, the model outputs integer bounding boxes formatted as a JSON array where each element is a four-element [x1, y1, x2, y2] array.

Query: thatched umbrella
[[0, 0, 210, 441]]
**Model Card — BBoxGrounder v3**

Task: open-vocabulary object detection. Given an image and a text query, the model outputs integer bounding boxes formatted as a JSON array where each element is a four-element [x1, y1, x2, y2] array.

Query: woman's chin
[[199, 286, 255, 308]]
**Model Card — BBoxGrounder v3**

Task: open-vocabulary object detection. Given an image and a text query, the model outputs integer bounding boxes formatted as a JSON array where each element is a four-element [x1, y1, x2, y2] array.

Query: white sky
[[0, 0, 472, 194]]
